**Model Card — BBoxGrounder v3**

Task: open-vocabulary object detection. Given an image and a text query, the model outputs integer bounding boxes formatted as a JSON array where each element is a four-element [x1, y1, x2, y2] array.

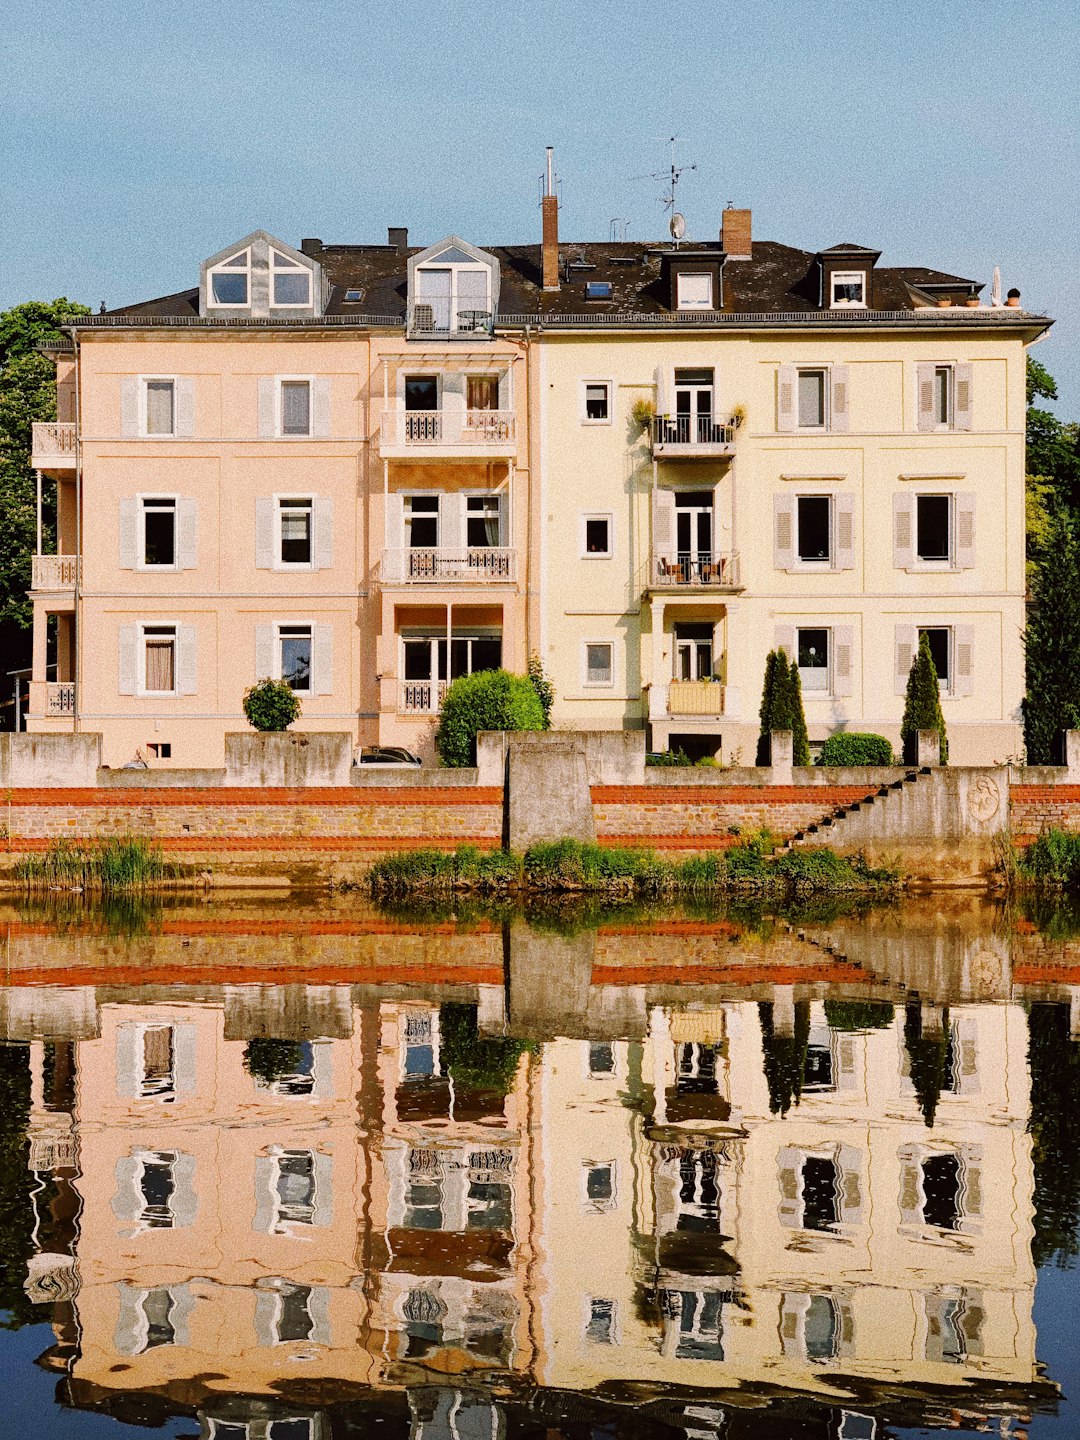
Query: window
[[916, 494, 951, 563], [584, 641, 614, 687], [797, 495, 832, 564], [677, 272, 714, 310], [798, 369, 827, 428], [404, 1149, 443, 1230], [208, 248, 250, 307], [660, 1289, 726, 1361], [585, 280, 612, 300], [467, 374, 499, 411], [278, 497, 312, 566], [924, 1289, 984, 1364], [144, 379, 175, 436], [589, 1042, 615, 1076], [797, 627, 830, 693], [830, 271, 866, 307], [278, 625, 312, 692], [674, 622, 714, 681], [273, 1150, 316, 1230], [582, 513, 612, 557], [674, 489, 715, 581], [344, 288, 363, 302], [279, 379, 312, 436], [147, 742, 171, 760], [140, 1026, 175, 1100], [271, 248, 312, 307], [141, 497, 176, 567], [413, 260, 491, 334], [402, 634, 503, 686], [139, 1287, 177, 1351], [466, 494, 502, 548], [404, 375, 439, 411], [934, 366, 952, 427], [405, 495, 439, 549], [142, 625, 176, 694], [583, 381, 611, 423], [584, 1161, 616, 1212], [585, 1297, 617, 1344], [138, 1151, 178, 1229], [921, 1153, 963, 1231], [274, 1283, 316, 1343], [672, 368, 719, 444], [919, 626, 951, 687]]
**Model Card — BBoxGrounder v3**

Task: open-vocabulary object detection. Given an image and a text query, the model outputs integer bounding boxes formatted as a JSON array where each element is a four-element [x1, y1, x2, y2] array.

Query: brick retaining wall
[[1010, 785, 1080, 839], [592, 785, 878, 848]]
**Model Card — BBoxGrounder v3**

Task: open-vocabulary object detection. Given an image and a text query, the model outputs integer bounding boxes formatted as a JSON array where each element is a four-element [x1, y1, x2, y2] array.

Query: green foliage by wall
[[1027, 1001, 1080, 1267], [758, 999, 811, 1116], [527, 653, 555, 730], [785, 658, 810, 766], [435, 669, 544, 767], [816, 733, 895, 767], [242, 677, 301, 732], [0, 1043, 36, 1328], [903, 1002, 951, 1127], [823, 999, 895, 1031], [900, 632, 947, 764], [438, 1003, 534, 1095], [1024, 509, 1080, 762]]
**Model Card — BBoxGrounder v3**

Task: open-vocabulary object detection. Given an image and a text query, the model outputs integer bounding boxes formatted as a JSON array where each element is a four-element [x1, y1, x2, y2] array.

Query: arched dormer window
[[207, 249, 251, 308], [409, 238, 499, 338], [271, 247, 312, 308]]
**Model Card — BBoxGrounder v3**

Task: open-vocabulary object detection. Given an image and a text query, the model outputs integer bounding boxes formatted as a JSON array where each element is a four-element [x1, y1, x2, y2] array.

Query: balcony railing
[[407, 304, 494, 338], [651, 414, 737, 459], [382, 547, 517, 584], [400, 679, 449, 714], [46, 682, 76, 716], [32, 554, 79, 591], [31, 421, 77, 468], [667, 680, 726, 716], [651, 552, 741, 589], [380, 409, 515, 453]]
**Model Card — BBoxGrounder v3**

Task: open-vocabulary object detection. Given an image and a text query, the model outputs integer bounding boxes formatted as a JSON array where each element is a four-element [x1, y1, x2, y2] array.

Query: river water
[[1, 891, 1078, 1438]]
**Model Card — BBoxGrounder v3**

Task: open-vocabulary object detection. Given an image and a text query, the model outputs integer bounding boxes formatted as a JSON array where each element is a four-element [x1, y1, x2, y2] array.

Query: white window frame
[[274, 494, 315, 570], [580, 512, 613, 559], [138, 622, 179, 697], [914, 492, 954, 567], [795, 493, 834, 568], [585, 1039, 619, 1080], [206, 248, 251, 309], [404, 492, 441, 549], [413, 261, 492, 334], [135, 1022, 177, 1101], [134, 1149, 179, 1231], [796, 367, 830, 431], [829, 271, 867, 308], [268, 1147, 318, 1233], [463, 489, 505, 549], [274, 622, 314, 694], [676, 271, 714, 310], [275, 376, 314, 438], [137, 493, 178, 571], [796, 625, 832, 696], [583, 1294, 619, 1345], [582, 1159, 618, 1214], [582, 639, 615, 689], [932, 364, 954, 430], [270, 247, 313, 309], [580, 378, 613, 425], [918, 624, 954, 695], [139, 376, 177, 437]]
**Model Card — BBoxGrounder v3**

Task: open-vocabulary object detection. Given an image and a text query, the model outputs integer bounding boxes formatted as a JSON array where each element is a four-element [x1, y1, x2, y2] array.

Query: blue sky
[[2, 0, 1077, 411]]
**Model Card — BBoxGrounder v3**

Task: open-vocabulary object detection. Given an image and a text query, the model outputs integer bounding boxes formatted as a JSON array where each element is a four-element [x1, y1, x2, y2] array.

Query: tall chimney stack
[[542, 146, 559, 291], [722, 206, 752, 260]]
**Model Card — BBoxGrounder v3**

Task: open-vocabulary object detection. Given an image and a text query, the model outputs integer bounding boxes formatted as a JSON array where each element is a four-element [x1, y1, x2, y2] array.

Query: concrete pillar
[[1069, 988, 1080, 1041], [651, 598, 666, 730], [648, 1005, 671, 1126], [1065, 731, 1080, 781], [29, 1041, 45, 1112], [917, 729, 940, 767], [32, 604, 48, 683], [770, 730, 793, 785], [772, 985, 796, 1037]]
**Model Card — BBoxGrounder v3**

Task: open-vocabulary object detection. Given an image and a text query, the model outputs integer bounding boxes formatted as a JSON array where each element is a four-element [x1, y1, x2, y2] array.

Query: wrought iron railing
[[652, 552, 740, 587], [383, 548, 516, 583], [652, 415, 737, 448], [381, 409, 515, 448]]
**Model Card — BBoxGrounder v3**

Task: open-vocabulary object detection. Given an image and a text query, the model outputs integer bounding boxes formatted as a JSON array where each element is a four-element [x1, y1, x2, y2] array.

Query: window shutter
[[774, 624, 795, 660], [253, 1289, 278, 1348], [830, 366, 849, 433], [653, 364, 672, 417], [252, 1156, 275, 1234], [385, 491, 405, 549], [773, 493, 795, 571], [254, 623, 273, 682], [174, 1024, 197, 1094], [312, 376, 331, 437], [111, 1156, 142, 1224], [174, 377, 195, 437], [954, 363, 973, 430], [894, 623, 917, 695], [955, 624, 975, 696], [176, 624, 197, 695], [954, 492, 976, 569], [119, 497, 138, 568], [115, 1024, 141, 1097], [313, 494, 334, 569], [309, 1286, 332, 1346], [118, 625, 138, 696], [171, 1153, 198, 1228], [917, 363, 936, 431], [176, 496, 198, 569], [777, 364, 797, 432], [312, 623, 333, 695], [114, 1285, 143, 1356], [497, 368, 511, 411], [258, 378, 275, 437], [653, 486, 676, 564], [893, 492, 915, 570], [121, 377, 138, 437], [170, 1285, 195, 1347], [439, 491, 462, 551], [834, 493, 855, 571], [833, 625, 854, 696], [312, 1151, 334, 1227], [255, 496, 274, 569]]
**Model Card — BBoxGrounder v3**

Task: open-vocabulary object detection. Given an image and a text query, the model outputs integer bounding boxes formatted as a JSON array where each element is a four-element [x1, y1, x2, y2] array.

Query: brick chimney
[[388, 227, 408, 253], [722, 207, 751, 260], [542, 146, 559, 291]]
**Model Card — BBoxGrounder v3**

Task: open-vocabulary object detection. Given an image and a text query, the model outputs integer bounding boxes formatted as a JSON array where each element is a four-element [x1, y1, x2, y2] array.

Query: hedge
[[434, 669, 545, 767], [816, 733, 895, 767]]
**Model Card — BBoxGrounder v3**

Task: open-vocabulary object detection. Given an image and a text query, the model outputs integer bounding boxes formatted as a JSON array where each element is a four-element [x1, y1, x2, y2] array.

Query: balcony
[[667, 681, 727, 717], [382, 547, 517, 585], [652, 414, 737, 461], [650, 552, 741, 591], [31, 554, 79, 592], [399, 679, 449, 714], [46, 682, 76, 716], [406, 303, 494, 340], [31, 422, 77, 471], [380, 408, 515, 460]]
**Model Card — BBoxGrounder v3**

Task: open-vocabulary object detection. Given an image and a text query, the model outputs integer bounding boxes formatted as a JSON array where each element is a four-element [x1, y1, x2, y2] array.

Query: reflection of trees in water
[[758, 1000, 810, 1116], [1028, 1002, 1080, 1268], [438, 1004, 534, 1096], [904, 1003, 951, 1129], [0, 1043, 36, 1328]]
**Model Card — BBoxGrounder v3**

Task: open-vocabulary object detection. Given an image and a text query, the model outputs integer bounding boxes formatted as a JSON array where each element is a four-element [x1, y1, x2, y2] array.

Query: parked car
[[355, 746, 423, 768]]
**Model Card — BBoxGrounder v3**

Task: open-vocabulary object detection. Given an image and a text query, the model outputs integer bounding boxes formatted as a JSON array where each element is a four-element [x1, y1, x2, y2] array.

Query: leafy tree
[[438, 1003, 534, 1095], [1024, 506, 1080, 763], [242, 677, 301, 731], [243, 1038, 305, 1085], [435, 668, 544, 767], [756, 650, 790, 765], [900, 632, 947, 764], [1027, 357, 1080, 513], [758, 999, 810, 1116], [903, 1002, 950, 1127], [0, 1043, 36, 1328], [824, 999, 895, 1031], [527, 652, 555, 730], [1027, 1001, 1080, 1267]]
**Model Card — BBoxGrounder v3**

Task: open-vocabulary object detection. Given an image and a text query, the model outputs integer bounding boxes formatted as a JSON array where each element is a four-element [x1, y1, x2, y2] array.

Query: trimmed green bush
[[824, 1000, 895, 1031], [243, 676, 301, 732], [900, 632, 947, 764], [817, 733, 895, 767], [435, 669, 545, 767]]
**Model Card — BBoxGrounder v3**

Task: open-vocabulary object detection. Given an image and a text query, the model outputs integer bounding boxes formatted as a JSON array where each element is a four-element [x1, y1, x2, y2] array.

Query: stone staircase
[[781, 766, 934, 852]]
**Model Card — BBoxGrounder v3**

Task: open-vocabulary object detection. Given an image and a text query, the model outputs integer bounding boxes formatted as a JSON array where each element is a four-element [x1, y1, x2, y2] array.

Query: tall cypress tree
[[1024, 508, 1080, 763], [758, 1000, 811, 1116], [785, 656, 810, 766], [756, 649, 787, 765], [900, 632, 948, 764]]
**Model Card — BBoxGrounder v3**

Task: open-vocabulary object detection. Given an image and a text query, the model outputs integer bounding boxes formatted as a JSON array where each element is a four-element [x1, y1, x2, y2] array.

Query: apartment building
[[27, 168, 1048, 766]]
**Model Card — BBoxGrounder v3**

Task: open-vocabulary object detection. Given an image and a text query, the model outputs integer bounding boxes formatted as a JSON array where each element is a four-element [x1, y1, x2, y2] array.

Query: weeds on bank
[[1013, 829, 1080, 891], [15, 837, 175, 893]]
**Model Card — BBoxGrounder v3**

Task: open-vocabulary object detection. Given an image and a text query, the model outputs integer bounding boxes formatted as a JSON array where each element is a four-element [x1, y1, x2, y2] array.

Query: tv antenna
[[632, 135, 697, 238]]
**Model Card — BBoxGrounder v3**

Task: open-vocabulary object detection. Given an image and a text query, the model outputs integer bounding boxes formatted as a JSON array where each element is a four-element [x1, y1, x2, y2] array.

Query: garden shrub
[[244, 1038, 305, 1085], [243, 677, 301, 732], [527, 653, 555, 729], [817, 732, 894, 767], [823, 1000, 895, 1031], [435, 669, 544, 767], [900, 632, 947, 764], [439, 1003, 535, 1095]]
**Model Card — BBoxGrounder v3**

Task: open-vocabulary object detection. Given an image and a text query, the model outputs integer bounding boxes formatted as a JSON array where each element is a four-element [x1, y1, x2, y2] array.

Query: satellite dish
[[669, 212, 686, 240]]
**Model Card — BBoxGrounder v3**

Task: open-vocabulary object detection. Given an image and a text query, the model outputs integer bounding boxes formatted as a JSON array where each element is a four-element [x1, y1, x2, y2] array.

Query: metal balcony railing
[[651, 552, 740, 588], [31, 421, 77, 466], [407, 304, 494, 338], [399, 679, 449, 714], [651, 414, 737, 455], [383, 547, 516, 584], [46, 682, 76, 716], [380, 409, 515, 449], [32, 554, 79, 590]]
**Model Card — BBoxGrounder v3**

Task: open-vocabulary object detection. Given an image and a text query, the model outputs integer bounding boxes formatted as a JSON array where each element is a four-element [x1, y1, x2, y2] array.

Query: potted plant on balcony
[[631, 398, 655, 431], [731, 403, 747, 429]]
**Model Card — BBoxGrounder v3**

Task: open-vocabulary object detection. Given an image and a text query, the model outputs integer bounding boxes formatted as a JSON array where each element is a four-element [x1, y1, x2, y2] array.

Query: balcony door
[[403, 634, 502, 684], [674, 368, 716, 443], [675, 491, 715, 583], [404, 376, 440, 444], [674, 622, 714, 681]]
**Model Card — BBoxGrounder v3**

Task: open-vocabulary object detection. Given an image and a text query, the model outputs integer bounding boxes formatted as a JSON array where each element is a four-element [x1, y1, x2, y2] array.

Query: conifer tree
[[900, 632, 948, 764], [785, 655, 810, 766], [1023, 508, 1080, 762], [755, 649, 786, 765]]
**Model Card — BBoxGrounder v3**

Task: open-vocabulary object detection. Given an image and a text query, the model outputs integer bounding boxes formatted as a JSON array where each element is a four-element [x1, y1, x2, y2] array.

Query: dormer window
[[830, 271, 867, 308], [677, 272, 714, 310], [271, 248, 312, 307], [408, 237, 499, 338], [208, 249, 250, 307]]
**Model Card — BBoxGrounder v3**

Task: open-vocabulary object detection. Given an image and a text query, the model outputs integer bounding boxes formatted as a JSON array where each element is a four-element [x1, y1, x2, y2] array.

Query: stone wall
[[593, 784, 879, 848], [1011, 784, 1080, 838]]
